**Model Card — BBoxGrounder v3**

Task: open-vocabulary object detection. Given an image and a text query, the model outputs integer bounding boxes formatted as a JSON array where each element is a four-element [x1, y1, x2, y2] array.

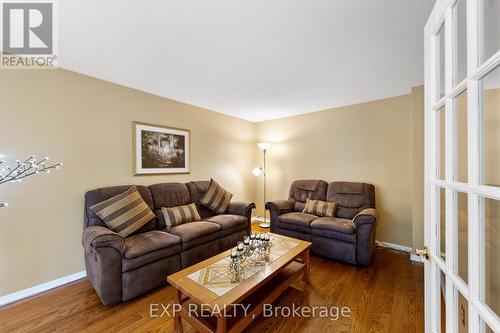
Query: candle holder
[[227, 233, 274, 281], [228, 251, 245, 283]]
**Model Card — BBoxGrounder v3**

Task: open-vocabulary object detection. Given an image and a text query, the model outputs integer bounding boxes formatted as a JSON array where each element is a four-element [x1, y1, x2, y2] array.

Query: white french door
[[424, 0, 500, 332]]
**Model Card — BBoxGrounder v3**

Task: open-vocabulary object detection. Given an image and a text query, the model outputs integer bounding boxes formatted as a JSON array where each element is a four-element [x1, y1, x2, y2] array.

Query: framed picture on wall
[[133, 122, 190, 175]]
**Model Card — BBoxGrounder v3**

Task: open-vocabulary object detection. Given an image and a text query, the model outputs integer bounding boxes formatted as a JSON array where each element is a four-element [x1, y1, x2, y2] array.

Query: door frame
[[424, 0, 500, 332]]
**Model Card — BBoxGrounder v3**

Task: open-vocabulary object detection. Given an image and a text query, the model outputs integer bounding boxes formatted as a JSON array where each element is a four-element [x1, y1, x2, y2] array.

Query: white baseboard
[[0, 270, 86, 307], [376, 240, 422, 263], [252, 216, 266, 222], [376, 240, 412, 252], [410, 253, 423, 263]]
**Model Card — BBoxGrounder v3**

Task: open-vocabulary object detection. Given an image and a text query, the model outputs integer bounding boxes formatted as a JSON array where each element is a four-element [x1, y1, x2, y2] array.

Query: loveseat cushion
[[204, 214, 247, 236], [168, 221, 221, 250], [326, 182, 375, 219], [277, 212, 318, 233], [122, 231, 181, 272], [310, 217, 356, 243], [288, 180, 328, 212]]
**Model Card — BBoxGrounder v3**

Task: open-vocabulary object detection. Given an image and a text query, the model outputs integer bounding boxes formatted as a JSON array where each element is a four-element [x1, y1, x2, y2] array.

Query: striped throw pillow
[[161, 203, 201, 229], [199, 179, 233, 214], [302, 199, 337, 217], [90, 186, 156, 237]]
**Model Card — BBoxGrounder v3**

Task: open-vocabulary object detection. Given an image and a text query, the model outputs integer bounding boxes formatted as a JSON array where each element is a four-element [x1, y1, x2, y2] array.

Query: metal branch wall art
[[0, 155, 62, 208]]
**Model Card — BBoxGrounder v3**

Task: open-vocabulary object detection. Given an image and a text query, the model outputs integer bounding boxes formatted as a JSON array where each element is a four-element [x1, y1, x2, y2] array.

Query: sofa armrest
[[82, 226, 124, 305], [353, 209, 377, 265], [266, 200, 294, 229], [226, 201, 256, 218], [265, 200, 294, 215], [83, 225, 125, 256], [226, 201, 255, 234], [352, 208, 377, 229]]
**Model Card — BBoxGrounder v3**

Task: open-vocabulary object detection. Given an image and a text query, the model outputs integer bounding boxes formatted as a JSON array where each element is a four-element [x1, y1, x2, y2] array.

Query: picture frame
[[133, 121, 190, 175]]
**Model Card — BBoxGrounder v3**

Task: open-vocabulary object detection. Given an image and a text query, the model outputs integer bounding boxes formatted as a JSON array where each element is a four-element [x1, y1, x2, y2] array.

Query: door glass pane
[[483, 197, 500, 316], [483, 321, 495, 333], [456, 90, 468, 183], [455, 0, 467, 84], [440, 271, 447, 332], [482, 0, 500, 63], [438, 107, 446, 180], [440, 188, 446, 260], [481, 65, 500, 188], [438, 25, 446, 100], [457, 289, 469, 333], [458, 192, 468, 282]]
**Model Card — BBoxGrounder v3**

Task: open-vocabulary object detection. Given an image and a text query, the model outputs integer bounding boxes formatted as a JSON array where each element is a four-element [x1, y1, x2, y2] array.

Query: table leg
[[216, 315, 227, 333], [302, 249, 310, 283], [174, 290, 184, 333]]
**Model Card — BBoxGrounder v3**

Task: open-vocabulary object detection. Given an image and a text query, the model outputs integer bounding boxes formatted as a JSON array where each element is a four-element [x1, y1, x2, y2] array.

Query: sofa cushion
[[124, 230, 181, 258], [204, 214, 247, 236], [200, 179, 233, 214], [310, 217, 356, 243], [185, 181, 216, 219], [277, 212, 318, 233], [149, 183, 191, 209], [90, 186, 157, 237], [122, 231, 181, 272], [161, 203, 201, 230], [185, 180, 211, 204], [168, 221, 221, 250], [302, 199, 337, 217]]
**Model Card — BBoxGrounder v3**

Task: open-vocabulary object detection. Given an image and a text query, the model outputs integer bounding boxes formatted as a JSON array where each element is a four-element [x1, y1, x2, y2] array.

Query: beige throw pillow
[[90, 186, 156, 237], [161, 203, 201, 230], [302, 198, 337, 217], [200, 179, 233, 214]]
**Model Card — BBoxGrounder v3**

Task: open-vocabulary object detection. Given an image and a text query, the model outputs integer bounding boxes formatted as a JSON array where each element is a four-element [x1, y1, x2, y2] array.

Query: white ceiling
[[58, 0, 435, 122]]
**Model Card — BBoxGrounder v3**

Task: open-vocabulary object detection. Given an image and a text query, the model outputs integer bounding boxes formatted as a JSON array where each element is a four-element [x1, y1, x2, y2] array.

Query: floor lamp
[[253, 143, 271, 228]]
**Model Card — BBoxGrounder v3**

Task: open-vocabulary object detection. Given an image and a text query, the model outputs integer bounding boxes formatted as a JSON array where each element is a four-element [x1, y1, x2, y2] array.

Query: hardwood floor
[[0, 224, 424, 333]]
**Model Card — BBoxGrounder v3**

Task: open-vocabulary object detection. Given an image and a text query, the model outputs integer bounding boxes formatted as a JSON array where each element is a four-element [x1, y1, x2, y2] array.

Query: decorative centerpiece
[[228, 233, 272, 283]]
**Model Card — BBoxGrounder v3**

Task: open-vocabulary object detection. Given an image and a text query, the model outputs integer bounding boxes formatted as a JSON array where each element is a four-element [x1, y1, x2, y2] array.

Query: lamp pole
[[263, 148, 267, 222], [259, 148, 271, 228], [255, 142, 271, 228]]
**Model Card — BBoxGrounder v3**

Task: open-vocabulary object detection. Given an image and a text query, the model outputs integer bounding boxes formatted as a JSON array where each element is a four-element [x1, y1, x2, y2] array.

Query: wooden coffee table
[[167, 233, 312, 333]]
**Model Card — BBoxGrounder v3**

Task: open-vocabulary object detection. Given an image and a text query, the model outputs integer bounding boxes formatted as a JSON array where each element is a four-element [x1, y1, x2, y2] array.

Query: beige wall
[[254, 92, 422, 247], [411, 86, 425, 250], [0, 69, 256, 296]]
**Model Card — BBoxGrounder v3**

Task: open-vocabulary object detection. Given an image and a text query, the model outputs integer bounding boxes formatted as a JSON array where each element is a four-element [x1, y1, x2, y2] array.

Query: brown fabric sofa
[[266, 180, 377, 265], [83, 181, 255, 305]]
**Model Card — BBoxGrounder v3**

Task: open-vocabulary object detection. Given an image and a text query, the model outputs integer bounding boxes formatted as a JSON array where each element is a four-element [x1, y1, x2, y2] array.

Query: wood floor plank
[[0, 225, 424, 333]]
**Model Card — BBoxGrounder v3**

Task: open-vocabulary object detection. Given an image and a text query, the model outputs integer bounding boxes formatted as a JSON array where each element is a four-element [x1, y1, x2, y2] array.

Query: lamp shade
[[252, 167, 262, 176], [257, 142, 271, 150]]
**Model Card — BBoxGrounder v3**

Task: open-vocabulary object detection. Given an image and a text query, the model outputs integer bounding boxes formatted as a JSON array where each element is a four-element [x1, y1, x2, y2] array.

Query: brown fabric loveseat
[[266, 180, 377, 265], [83, 181, 255, 305]]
